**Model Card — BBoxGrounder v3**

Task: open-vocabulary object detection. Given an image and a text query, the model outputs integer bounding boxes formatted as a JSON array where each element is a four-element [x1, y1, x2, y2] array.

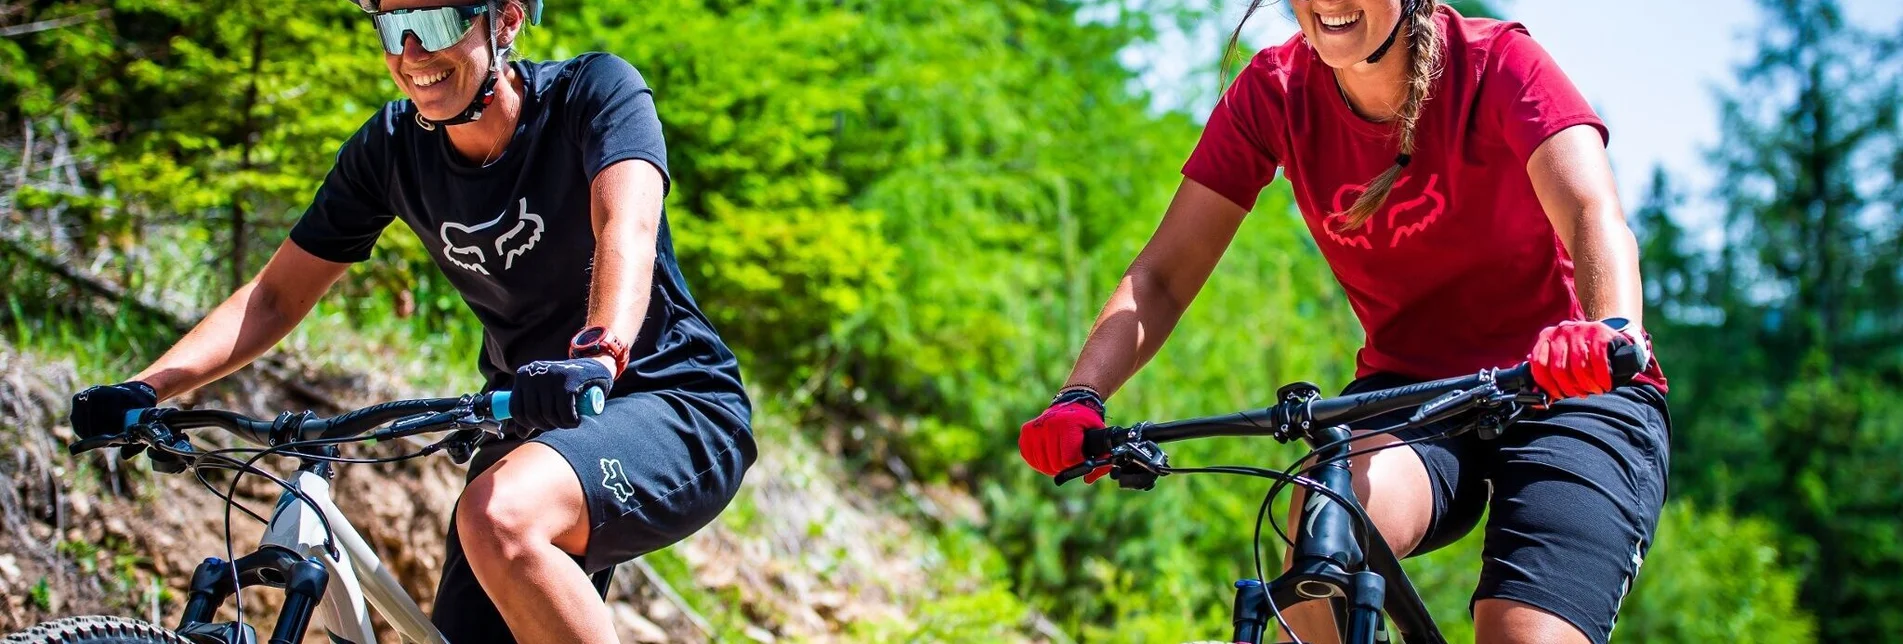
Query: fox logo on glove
[[439, 197, 545, 275]]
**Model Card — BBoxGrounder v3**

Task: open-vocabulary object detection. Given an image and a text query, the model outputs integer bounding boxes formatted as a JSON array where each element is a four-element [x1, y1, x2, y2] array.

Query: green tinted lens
[[373, 4, 486, 55]]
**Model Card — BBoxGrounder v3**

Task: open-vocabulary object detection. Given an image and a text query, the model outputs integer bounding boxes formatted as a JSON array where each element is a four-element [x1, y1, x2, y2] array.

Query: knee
[[1473, 599, 1592, 644], [1281, 449, 1432, 559], [456, 475, 551, 562]]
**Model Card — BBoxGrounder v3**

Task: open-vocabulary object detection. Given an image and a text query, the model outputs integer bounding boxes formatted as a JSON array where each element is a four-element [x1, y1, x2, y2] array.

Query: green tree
[[1642, 0, 1903, 638]]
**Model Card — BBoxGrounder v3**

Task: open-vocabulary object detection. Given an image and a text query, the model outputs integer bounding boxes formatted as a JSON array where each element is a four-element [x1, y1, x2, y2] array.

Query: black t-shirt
[[290, 53, 744, 405]]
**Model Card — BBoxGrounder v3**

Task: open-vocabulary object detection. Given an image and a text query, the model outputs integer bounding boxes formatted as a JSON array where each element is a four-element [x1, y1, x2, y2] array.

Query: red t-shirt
[[1183, 6, 1666, 389]]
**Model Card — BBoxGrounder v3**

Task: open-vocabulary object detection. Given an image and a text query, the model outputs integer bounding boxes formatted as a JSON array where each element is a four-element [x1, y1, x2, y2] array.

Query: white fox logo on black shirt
[[439, 197, 545, 275]]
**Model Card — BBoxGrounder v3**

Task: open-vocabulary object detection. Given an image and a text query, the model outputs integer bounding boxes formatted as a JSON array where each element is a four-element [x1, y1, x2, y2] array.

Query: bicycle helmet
[[350, 0, 544, 128], [1364, 0, 1421, 64], [350, 0, 543, 25]]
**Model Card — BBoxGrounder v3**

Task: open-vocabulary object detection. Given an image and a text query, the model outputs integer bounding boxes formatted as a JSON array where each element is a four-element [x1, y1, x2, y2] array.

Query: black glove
[[511, 358, 613, 431], [70, 381, 157, 440], [70, 381, 189, 474]]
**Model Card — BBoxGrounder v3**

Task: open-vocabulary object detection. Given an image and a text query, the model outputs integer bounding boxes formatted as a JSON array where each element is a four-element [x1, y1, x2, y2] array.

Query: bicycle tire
[[3, 616, 191, 644]]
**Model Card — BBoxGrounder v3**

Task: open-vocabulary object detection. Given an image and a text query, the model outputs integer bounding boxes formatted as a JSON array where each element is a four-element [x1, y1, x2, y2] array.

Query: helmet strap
[[1364, 0, 1419, 65], [416, 3, 506, 131]]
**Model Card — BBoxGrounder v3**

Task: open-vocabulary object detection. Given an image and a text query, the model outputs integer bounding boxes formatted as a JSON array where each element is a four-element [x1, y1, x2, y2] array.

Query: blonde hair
[[1221, 1, 1445, 231], [1336, 1, 1444, 231]]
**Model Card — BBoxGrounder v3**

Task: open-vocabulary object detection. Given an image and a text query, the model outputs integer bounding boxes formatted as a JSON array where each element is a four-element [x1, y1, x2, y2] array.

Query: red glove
[[1019, 392, 1111, 484], [1529, 320, 1621, 400]]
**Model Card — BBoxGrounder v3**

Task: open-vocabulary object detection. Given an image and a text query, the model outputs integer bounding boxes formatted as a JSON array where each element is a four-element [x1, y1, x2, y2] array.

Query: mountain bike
[[1053, 343, 1644, 643], [4, 386, 605, 644]]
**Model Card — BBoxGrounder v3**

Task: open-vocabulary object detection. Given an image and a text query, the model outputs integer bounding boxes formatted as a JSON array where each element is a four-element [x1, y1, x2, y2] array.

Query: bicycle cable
[[147, 439, 321, 638], [1243, 416, 1471, 643], [1165, 464, 1365, 644], [203, 427, 450, 557], [211, 427, 449, 634], [145, 411, 467, 634], [1248, 419, 1419, 582]]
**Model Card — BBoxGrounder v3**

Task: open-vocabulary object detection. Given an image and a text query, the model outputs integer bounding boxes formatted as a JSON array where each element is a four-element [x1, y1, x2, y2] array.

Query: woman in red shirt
[[1018, 2, 1669, 642]]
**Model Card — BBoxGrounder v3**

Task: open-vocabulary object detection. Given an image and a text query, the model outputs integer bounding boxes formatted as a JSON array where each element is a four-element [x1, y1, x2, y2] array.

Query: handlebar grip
[[490, 391, 515, 421], [487, 385, 608, 422], [122, 408, 150, 432], [1608, 336, 1644, 386], [1082, 427, 1109, 459], [580, 385, 606, 417], [71, 408, 158, 454]]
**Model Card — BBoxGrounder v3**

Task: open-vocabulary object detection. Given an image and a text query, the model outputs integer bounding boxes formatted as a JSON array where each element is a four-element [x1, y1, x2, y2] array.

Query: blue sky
[[1133, 1, 1903, 249]]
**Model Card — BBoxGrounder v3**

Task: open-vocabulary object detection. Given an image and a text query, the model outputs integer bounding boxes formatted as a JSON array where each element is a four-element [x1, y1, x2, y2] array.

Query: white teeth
[[1320, 10, 1363, 27], [410, 70, 451, 87]]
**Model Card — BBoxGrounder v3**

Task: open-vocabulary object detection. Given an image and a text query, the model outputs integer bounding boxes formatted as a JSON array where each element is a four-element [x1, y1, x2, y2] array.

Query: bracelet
[[1052, 385, 1107, 415], [1055, 384, 1104, 400]]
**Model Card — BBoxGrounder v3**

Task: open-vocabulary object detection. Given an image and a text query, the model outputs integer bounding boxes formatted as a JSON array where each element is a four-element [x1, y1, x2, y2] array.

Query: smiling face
[[378, 1, 522, 121], [1290, 0, 1408, 69]]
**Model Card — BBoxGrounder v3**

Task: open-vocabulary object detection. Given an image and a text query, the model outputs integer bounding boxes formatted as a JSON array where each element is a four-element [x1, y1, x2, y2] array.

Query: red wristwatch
[[568, 326, 629, 376]]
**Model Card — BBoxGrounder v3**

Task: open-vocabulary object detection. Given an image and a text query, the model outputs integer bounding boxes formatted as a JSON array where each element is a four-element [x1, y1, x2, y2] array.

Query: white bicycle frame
[[258, 469, 448, 644]]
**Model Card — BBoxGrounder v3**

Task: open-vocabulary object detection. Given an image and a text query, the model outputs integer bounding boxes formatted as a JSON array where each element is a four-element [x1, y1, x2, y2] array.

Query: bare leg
[[1473, 599, 1591, 644], [455, 442, 615, 644], [1277, 431, 1434, 643]]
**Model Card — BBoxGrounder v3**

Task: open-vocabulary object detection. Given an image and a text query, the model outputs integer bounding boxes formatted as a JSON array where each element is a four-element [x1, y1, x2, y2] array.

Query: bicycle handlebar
[[70, 385, 608, 456], [1057, 337, 1645, 486]]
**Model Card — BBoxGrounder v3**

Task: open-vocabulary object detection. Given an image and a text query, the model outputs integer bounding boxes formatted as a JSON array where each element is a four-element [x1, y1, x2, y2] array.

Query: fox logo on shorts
[[600, 458, 636, 504]]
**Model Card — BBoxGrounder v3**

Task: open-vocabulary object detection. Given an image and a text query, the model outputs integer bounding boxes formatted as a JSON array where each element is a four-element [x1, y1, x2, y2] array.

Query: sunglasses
[[372, 3, 489, 55]]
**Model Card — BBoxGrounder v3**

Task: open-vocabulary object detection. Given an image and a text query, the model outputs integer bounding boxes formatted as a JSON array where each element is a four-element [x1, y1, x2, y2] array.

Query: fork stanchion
[[1231, 578, 1269, 644], [1344, 571, 1386, 644], [269, 558, 330, 644]]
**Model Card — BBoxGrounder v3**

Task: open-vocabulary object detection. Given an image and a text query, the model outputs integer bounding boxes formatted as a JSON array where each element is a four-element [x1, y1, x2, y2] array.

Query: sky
[[1132, 0, 1903, 249]]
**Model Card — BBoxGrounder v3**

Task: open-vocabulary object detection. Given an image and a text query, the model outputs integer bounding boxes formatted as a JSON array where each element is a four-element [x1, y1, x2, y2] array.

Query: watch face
[[573, 326, 604, 346], [1601, 317, 1632, 331]]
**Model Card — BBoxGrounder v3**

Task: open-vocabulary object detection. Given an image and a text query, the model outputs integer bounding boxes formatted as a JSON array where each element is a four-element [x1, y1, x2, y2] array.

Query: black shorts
[[1342, 374, 1670, 644], [430, 389, 756, 644]]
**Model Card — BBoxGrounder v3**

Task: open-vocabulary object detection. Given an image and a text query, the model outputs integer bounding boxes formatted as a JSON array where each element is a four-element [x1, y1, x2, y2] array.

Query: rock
[[103, 517, 129, 540], [743, 625, 777, 643], [645, 596, 679, 622], [0, 554, 19, 583], [612, 602, 668, 644]]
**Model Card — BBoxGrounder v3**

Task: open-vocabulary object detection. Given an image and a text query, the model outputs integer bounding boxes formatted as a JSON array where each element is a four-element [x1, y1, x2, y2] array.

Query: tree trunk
[[231, 27, 267, 291]]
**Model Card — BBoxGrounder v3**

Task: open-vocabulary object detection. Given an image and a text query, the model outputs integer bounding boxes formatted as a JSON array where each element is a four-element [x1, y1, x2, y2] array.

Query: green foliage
[[1620, 503, 1817, 642], [30, 577, 52, 612], [1632, 0, 1903, 639], [1, 0, 1861, 639]]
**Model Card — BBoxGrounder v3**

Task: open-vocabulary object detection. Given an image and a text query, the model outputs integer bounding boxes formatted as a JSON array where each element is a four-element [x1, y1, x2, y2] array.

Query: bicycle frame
[[1231, 423, 1443, 644], [175, 460, 446, 644]]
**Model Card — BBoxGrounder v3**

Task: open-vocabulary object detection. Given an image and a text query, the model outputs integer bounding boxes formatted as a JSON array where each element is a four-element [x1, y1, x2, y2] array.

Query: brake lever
[[1109, 440, 1169, 491], [1052, 439, 1174, 490], [1053, 456, 1112, 486], [68, 434, 129, 455]]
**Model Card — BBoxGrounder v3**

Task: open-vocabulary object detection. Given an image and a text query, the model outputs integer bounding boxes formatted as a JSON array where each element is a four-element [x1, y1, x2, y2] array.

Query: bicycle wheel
[[3, 616, 190, 644]]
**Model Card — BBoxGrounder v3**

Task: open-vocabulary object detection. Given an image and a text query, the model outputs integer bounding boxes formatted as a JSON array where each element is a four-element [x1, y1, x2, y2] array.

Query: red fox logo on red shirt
[[1322, 174, 1446, 250]]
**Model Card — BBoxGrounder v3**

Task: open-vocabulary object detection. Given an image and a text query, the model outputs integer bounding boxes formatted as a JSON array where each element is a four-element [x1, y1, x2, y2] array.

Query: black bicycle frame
[[1069, 344, 1643, 642], [1237, 422, 1442, 644], [1087, 369, 1508, 644]]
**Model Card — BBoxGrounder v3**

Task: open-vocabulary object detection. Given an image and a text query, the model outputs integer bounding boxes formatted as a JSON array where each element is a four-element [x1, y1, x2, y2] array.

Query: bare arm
[[1063, 178, 1250, 397], [132, 240, 351, 401], [577, 159, 666, 373], [1528, 124, 1645, 329]]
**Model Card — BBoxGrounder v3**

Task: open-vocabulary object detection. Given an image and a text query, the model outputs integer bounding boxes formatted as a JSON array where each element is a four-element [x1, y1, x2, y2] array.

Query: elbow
[[245, 279, 304, 331], [1126, 258, 1189, 314]]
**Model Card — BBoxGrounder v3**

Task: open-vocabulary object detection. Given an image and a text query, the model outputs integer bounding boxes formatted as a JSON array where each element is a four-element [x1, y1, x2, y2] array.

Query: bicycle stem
[[1287, 425, 1364, 580]]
